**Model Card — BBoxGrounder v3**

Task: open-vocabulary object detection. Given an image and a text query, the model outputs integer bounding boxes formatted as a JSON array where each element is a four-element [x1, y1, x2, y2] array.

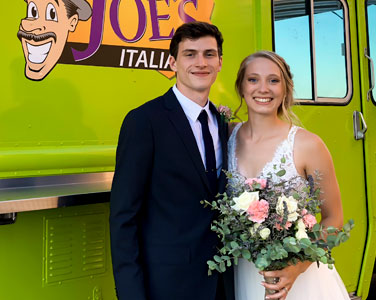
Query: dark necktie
[[198, 110, 218, 194]]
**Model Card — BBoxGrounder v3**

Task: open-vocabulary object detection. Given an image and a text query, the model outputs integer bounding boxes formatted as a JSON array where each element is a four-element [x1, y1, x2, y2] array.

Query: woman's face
[[241, 57, 285, 117]]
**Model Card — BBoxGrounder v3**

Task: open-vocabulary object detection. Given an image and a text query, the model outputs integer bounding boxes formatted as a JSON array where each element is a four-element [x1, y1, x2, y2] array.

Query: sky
[[274, 1, 347, 100]]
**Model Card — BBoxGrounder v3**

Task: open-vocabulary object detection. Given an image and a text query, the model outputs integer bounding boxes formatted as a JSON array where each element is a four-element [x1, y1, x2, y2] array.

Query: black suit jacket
[[110, 88, 234, 300]]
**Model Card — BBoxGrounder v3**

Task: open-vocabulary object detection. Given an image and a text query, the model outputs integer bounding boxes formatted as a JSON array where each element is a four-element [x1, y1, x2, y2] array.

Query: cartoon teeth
[[26, 42, 52, 64]]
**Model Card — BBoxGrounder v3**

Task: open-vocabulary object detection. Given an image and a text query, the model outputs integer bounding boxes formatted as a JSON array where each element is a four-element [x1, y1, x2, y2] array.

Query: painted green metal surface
[[1, 0, 374, 299], [1, 1, 168, 178], [296, 0, 368, 294], [356, 1, 376, 299], [0, 204, 116, 300]]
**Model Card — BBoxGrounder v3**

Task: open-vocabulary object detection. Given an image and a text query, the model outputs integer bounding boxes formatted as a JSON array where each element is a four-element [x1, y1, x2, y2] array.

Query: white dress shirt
[[172, 85, 222, 177]]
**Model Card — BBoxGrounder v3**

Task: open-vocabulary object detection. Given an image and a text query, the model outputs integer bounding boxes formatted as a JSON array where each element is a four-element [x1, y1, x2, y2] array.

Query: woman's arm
[[296, 129, 343, 229], [262, 129, 343, 299]]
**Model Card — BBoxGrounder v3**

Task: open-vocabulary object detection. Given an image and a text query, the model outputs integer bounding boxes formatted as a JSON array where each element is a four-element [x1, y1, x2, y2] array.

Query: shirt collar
[[172, 84, 215, 124]]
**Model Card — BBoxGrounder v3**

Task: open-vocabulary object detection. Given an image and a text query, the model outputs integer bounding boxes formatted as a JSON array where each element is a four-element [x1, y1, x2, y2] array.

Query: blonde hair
[[234, 50, 300, 125]]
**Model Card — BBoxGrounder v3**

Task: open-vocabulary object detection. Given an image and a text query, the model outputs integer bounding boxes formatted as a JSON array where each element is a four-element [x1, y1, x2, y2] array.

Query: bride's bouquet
[[202, 157, 354, 280]]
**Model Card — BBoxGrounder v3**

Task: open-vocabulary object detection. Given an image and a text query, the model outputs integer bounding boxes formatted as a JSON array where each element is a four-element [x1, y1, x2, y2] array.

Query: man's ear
[[68, 15, 79, 32], [169, 55, 177, 72], [218, 56, 223, 72]]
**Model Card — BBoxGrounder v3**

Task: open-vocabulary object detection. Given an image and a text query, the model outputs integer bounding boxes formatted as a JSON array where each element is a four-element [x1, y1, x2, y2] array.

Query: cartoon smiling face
[[17, 0, 79, 81]]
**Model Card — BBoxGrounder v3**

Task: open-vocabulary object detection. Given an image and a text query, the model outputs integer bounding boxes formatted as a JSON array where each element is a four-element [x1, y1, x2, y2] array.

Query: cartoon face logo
[[17, 0, 92, 81]]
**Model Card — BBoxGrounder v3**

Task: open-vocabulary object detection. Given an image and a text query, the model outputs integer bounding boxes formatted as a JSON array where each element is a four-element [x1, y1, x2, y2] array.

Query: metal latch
[[365, 48, 375, 101], [353, 111, 367, 140]]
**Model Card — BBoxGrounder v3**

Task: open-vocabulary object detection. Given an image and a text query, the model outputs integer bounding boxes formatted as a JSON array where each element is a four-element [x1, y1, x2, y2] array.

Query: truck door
[[273, 0, 367, 297], [355, 0, 376, 298]]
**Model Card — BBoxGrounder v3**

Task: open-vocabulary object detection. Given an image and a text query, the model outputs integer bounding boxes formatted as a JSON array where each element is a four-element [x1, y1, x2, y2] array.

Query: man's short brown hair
[[169, 22, 223, 59]]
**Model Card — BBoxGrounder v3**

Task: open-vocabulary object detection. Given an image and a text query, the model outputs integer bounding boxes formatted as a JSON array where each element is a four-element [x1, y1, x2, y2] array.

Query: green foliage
[[276, 169, 286, 177], [283, 237, 301, 253], [203, 169, 354, 274]]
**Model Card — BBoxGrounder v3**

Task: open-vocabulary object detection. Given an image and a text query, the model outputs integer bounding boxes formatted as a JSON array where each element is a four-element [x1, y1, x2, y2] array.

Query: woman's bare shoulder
[[295, 128, 326, 150], [294, 127, 332, 164]]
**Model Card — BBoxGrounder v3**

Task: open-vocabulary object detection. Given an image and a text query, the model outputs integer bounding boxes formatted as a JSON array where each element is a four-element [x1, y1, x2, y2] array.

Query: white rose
[[296, 218, 306, 230], [259, 228, 271, 240], [232, 191, 259, 212], [276, 195, 299, 222], [250, 223, 261, 236], [296, 229, 309, 240], [295, 219, 309, 240]]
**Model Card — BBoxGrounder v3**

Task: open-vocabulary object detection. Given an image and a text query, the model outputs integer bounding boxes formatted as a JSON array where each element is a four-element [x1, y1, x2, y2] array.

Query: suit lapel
[[163, 89, 212, 194], [210, 103, 228, 194]]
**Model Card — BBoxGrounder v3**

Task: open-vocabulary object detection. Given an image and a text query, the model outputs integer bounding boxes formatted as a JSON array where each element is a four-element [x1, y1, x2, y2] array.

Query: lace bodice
[[227, 123, 307, 195]]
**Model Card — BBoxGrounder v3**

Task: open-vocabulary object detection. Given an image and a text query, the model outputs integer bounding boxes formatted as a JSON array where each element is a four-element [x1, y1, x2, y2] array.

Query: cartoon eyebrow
[[54, 0, 59, 6]]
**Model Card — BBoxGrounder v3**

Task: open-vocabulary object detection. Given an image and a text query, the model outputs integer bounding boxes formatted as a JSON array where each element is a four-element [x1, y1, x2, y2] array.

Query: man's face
[[18, 0, 78, 81], [169, 36, 222, 100]]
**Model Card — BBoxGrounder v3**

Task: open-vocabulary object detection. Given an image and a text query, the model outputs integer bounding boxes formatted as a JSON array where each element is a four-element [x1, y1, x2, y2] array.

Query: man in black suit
[[110, 22, 234, 300]]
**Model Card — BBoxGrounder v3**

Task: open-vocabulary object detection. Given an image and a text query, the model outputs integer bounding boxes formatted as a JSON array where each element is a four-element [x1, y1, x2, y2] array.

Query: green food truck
[[1, 0, 375, 299]]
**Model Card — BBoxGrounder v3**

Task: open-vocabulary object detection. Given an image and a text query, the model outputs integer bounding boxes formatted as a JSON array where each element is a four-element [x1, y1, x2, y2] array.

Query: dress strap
[[287, 125, 300, 146], [228, 123, 243, 171]]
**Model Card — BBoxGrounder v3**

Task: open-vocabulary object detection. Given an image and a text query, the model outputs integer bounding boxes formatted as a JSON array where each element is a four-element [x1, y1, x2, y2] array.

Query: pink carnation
[[247, 199, 269, 223], [245, 178, 267, 190], [275, 216, 292, 231], [218, 105, 232, 117], [303, 214, 317, 229]]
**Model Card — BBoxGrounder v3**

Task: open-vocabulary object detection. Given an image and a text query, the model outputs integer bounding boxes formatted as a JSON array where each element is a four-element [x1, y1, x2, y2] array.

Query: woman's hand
[[260, 261, 312, 299]]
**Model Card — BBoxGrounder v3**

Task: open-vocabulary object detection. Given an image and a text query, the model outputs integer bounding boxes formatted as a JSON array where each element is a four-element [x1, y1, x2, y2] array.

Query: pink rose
[[247, 199, 269, 223], [303, 214, 317, 229], [275, 216, 292, 231], [245, 178, 267, 190]]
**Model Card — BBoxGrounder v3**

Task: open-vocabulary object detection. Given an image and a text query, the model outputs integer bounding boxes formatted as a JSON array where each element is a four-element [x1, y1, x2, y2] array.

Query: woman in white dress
[[228, 51, 350, 300]]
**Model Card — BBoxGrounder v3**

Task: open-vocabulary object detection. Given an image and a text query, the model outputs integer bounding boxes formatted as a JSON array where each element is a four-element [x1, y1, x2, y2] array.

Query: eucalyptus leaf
[[326, 226, 337, 234], [240, 233, 249, 241], [299, 238, 312, 248], [207, 261, 217, 270], [320, 256, 328, 264], [340, 235, 349, 243], [255, 255, 270, 270], [219, 261, 226, 272], [214, 255, 222, 263], [241, 249, 251, 260], [233, 249, 241, 257], [312, 223, 321, 232], [316, 248, 326, 257], [327, 235, 337, 243]]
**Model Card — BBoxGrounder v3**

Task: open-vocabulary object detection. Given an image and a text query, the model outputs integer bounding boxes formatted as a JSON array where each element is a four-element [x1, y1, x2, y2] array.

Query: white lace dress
[[228, 123, 350, 300]]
